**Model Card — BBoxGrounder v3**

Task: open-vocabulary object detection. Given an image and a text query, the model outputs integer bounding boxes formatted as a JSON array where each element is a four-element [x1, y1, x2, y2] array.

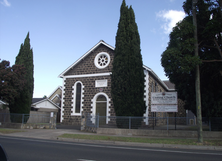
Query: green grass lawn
[[59, 134, 222, 146], [0, 128, 25, 134]]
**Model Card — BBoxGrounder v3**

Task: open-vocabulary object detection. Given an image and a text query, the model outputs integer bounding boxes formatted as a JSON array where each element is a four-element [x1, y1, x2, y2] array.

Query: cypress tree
[[9, 32, 34, 114], [111, 0, 146, 128]]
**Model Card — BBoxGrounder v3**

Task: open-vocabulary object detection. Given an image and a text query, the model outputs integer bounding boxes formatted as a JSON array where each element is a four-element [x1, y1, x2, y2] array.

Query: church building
[[59, 40, 175, 125]]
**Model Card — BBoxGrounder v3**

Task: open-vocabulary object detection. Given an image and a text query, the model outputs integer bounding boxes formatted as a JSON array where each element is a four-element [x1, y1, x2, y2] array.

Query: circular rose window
[[94, 52, 110, 69]]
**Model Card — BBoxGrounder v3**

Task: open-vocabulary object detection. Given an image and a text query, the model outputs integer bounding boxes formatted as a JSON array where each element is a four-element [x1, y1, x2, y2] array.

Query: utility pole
[[192, 0, 203, 143]]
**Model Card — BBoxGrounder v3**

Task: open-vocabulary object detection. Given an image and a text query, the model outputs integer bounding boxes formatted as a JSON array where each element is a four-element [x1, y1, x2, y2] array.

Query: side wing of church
[[59, 40, 174, 125]]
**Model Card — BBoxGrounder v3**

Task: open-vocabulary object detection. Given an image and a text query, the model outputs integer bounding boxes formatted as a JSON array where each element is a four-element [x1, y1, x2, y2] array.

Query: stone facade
[[59, 40, 177, 126], [148, 73, 168, 119], [60, 42, 115, 125], [62, 75, 114, 125], [64, 45, 114, 76]]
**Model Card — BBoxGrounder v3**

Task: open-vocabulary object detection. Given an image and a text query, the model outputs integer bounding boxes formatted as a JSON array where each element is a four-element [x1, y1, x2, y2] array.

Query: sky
[[0, 0, 186, 98]]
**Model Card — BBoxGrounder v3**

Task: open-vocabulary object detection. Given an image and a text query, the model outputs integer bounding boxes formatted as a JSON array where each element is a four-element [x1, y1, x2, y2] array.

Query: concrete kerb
[[1, 128, 222, 151], [96, 128, 222, 139], [55, 137, 222, 151]]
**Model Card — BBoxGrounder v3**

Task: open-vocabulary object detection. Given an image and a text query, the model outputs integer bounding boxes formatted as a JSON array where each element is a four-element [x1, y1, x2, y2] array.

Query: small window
[[155, 82, 158, 92], [151, 82, 154, 92]]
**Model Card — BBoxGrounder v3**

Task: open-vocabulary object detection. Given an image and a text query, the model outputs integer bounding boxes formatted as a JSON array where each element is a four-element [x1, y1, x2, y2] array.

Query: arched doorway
[[91, 92, 110, 124], [96, 95, 107, 116], [96, 95, 107, 125]]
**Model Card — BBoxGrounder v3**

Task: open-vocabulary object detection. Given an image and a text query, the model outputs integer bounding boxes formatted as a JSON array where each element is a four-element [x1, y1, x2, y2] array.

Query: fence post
[[174, 113, 177, 130], [22, 114, 24, 125], [129, 117, 131, 129], [81, 112, 86, 131], [167, 117, 168, 130], [97, 114, 99, 128], [4, 113, 6, 123], [209, 118, 211, 131]]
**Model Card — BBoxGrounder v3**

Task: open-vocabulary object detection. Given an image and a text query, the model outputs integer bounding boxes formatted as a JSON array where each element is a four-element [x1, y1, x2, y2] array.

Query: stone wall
[[80, 112, 97, 133], [145, 74, 187, 126], [147, 74, 168, 126], [64, 44, 114, 76], [97, 128, 222, 139], [62, 44, 114, 124], [61, 43, 186, 127], [62, 75, 114, 125], [22, 123, 56, 129]]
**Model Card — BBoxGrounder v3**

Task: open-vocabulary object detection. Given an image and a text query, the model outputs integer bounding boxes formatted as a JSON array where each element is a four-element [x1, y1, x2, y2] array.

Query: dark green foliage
[[9, 32, 34, 114], [111, 0, 146, 128], [0, 60, 26, 104], [161, 0, 222, 118]]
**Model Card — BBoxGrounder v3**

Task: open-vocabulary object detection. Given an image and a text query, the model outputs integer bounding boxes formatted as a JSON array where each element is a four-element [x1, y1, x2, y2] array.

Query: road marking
[[77, 159, 95, 161], [77, 159, 96, 161], [0, 135, 221, 156]]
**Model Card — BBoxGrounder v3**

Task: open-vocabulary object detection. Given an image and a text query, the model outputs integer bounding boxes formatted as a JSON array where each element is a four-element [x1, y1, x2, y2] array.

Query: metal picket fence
[[84, 114, 222, 131], [0, 113, 51, 125], [85, 113, 99, 128]]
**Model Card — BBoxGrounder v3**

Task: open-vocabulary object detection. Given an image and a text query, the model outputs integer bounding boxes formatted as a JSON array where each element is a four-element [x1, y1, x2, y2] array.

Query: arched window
[[71, 81, 84, 116], [75, 83, 81, 113]]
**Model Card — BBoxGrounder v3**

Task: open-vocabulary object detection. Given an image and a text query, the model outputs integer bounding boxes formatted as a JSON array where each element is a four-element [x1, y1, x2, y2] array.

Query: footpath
[[1, 128, 222, 151]]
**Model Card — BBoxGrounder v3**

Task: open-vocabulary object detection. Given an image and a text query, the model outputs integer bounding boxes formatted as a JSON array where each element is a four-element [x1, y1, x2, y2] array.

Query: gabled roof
[[48, 86, 62, 99], [32, 98, 45, 104], [51, 94, 61, 101], [143, 65, 175, 91], [58, 40, 175, 91], [163, 80, 175, 90], [32, 98, 61, 109], [59, 40, 114, 78]]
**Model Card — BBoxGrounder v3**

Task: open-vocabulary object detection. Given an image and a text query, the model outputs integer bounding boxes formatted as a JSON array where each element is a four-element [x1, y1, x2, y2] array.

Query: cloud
[[157, 10, 185, 34], [0, 0, 11, 7]]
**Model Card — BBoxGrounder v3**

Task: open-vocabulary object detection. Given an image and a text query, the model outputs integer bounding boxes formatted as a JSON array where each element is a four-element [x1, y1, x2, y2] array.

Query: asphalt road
[[0, 136, 221, 161]]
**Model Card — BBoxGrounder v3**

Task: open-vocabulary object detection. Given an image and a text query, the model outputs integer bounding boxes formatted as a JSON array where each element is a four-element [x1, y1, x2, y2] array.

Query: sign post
[[151, 92, 178, 112], [151, 92, 178, 130]]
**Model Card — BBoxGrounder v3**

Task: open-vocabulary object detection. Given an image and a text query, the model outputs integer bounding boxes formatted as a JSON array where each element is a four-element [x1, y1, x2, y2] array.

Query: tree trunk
[[193, 0, 203, 143]]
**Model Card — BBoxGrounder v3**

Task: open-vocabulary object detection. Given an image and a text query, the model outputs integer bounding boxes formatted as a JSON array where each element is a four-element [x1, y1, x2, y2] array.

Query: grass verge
[[59, 134, 222, 146], [0, 128, 25, 134]]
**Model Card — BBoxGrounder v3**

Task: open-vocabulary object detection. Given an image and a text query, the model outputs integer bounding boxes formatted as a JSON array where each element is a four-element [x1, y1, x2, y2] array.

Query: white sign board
[[151, 92, 177, 104], [151, 92, 178, 112], [95, 80, 107, 87], [151, 105, 178, 112]]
